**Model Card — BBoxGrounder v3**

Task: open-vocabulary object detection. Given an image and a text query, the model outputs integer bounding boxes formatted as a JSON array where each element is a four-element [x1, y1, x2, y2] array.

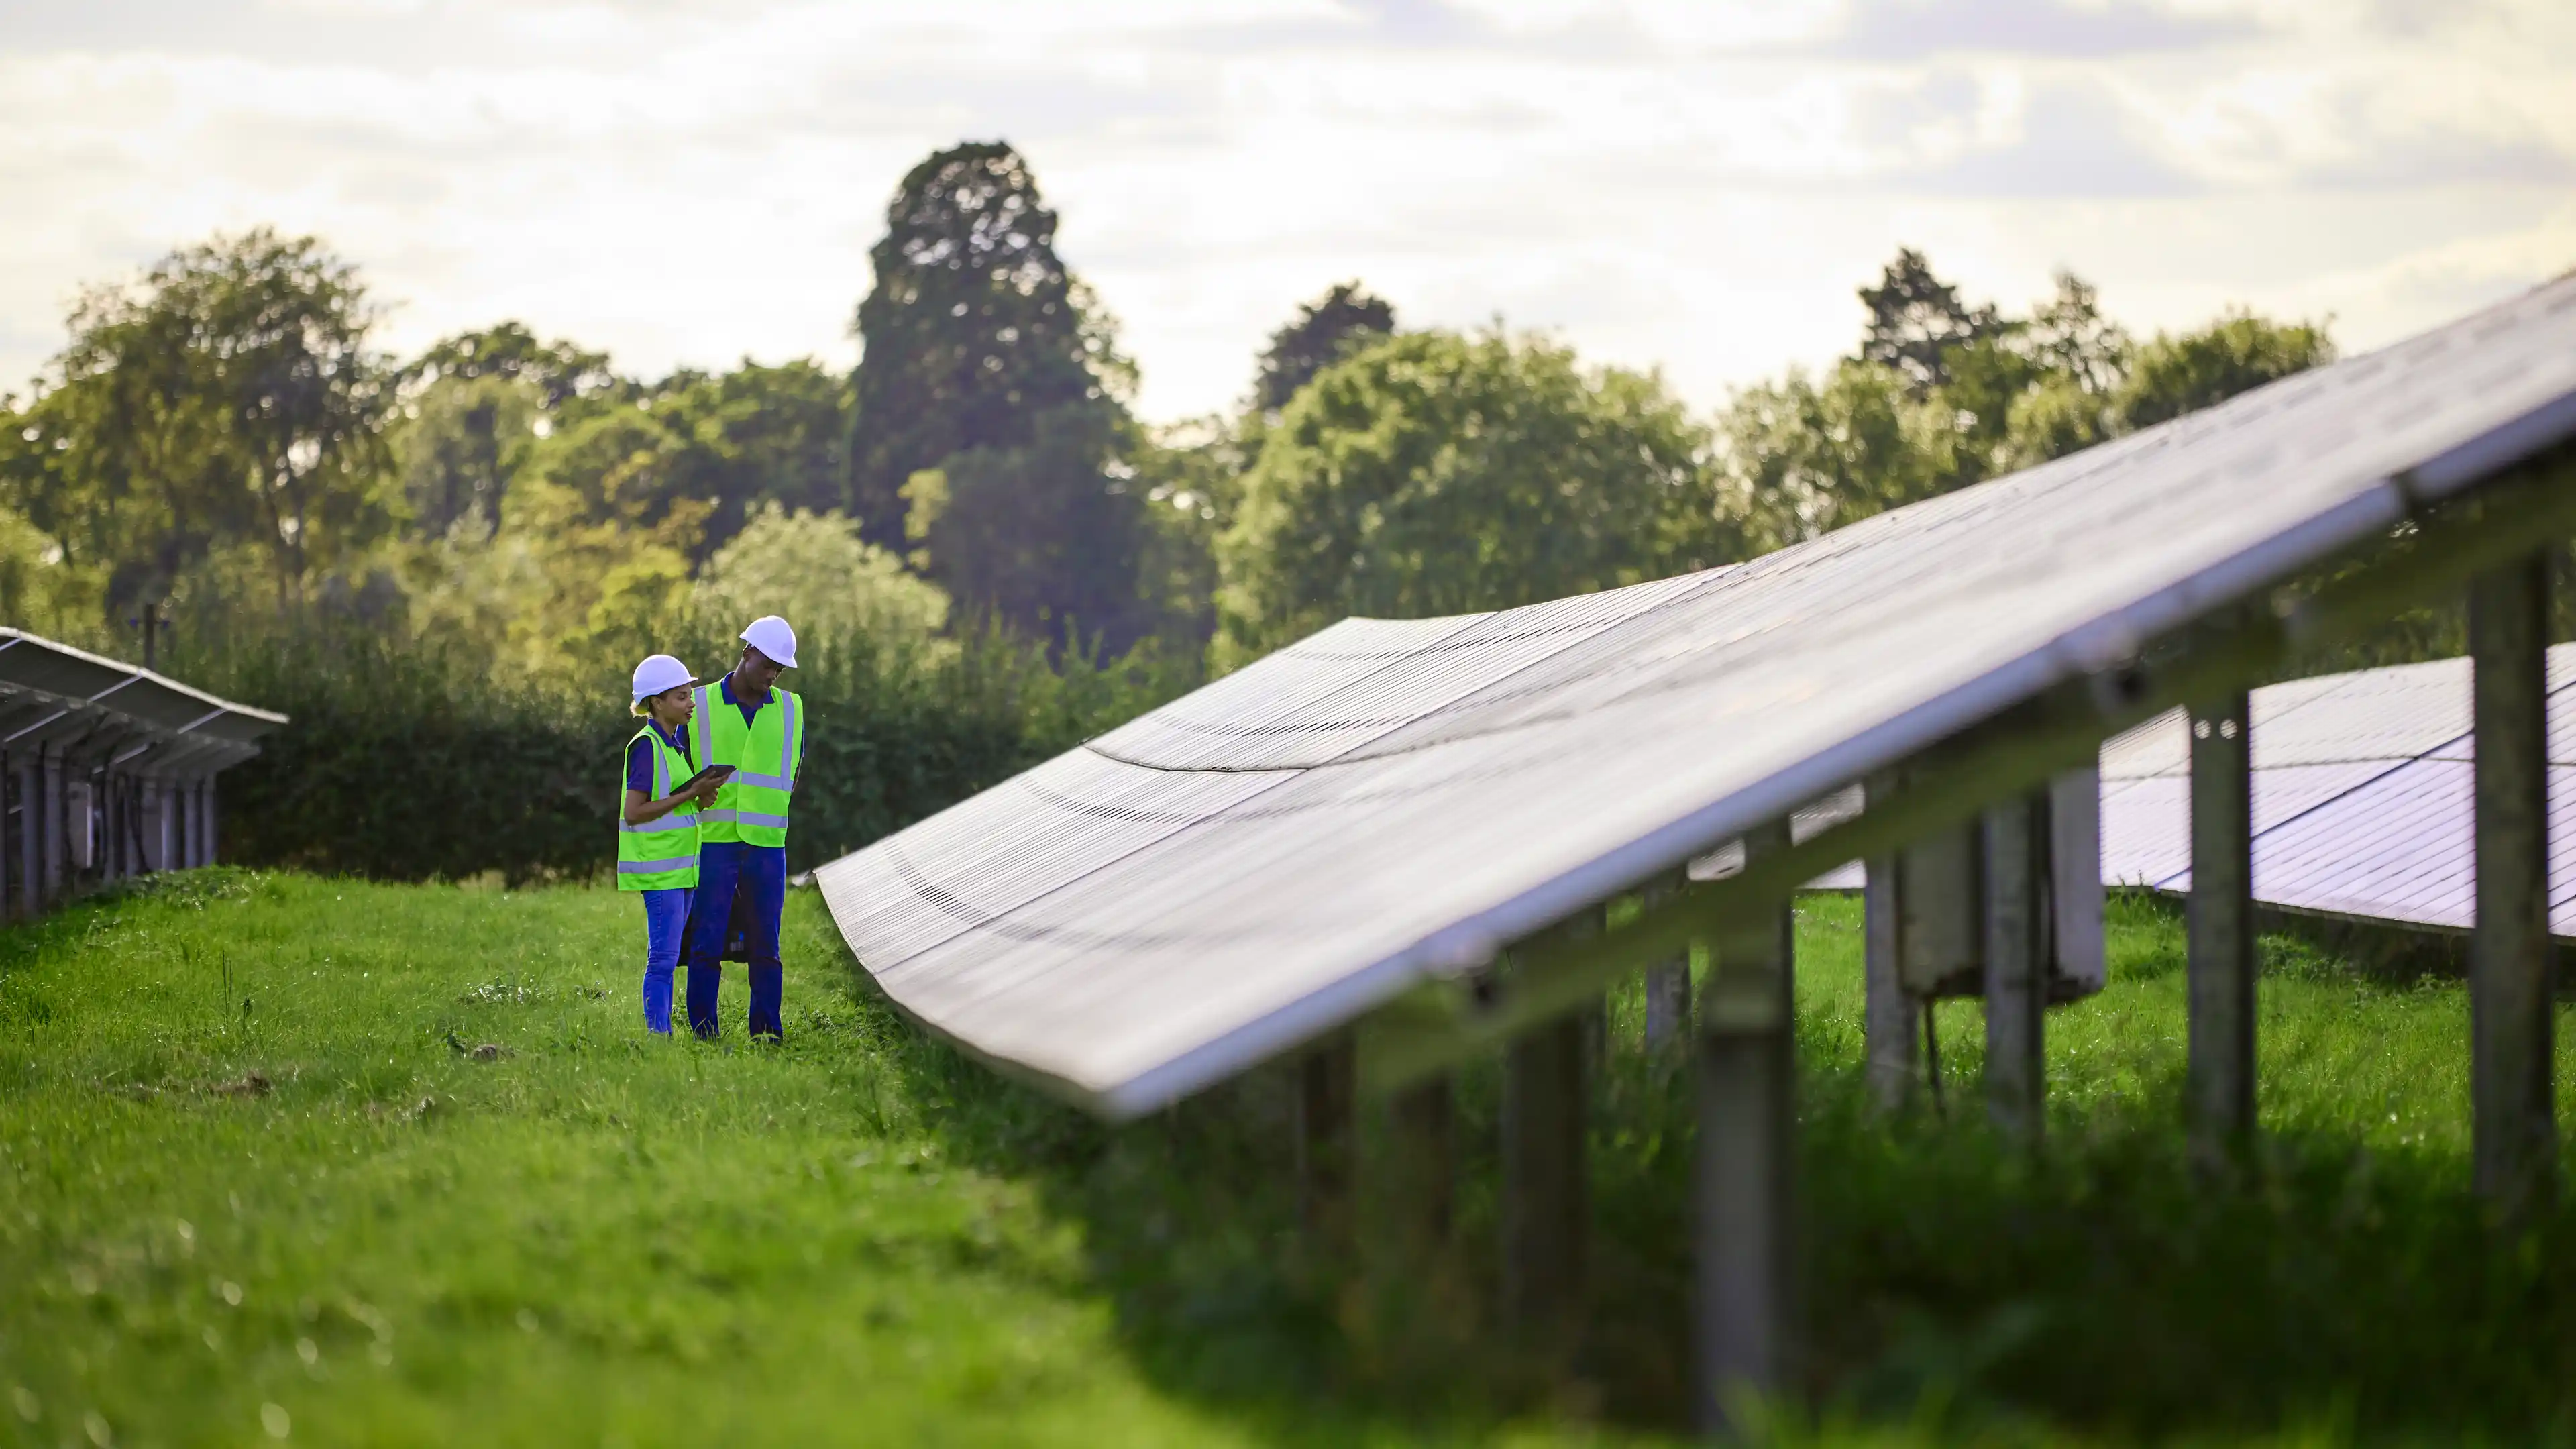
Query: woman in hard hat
[[683, 616, 803, 1040], [622, 654, 727, 1034]]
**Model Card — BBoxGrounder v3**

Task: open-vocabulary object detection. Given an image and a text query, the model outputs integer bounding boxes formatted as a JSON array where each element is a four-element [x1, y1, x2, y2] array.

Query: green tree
[[405, 323, 616, 413], [847, 141, 1126, 547], [2023, 271, 2131, 397], [2002, 308, 2328, 468], [411, 404, 710, 676], [1858, 247, 2002, 397], [1715, 360, 1958, 553], [647, 359, 851, 561], [396, 372, 540, 539], [0, 229, 395, 618], [2108, 310, 2334, 433], [394, 323, 620, 539], [1128, 415, 1253, 655], [902, 405, 1157, 653], [691, 504, 948, 653], [1216, 329, 1719, 661], [1253, 282, 1396, 413]]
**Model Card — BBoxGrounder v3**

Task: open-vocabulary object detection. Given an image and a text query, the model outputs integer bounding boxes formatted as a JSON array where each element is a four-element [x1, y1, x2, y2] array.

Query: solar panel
[[0, 629, 284, 772], [817, 276, 2576, 1118]]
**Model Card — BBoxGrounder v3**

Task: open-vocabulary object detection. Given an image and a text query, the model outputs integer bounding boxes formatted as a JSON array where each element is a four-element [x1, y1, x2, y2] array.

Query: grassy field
[[3, 872, 2575, 1446]]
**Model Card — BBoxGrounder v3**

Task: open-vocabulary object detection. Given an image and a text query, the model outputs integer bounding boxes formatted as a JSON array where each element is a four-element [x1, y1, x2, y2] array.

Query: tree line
[[0, 139, 2337, 702]]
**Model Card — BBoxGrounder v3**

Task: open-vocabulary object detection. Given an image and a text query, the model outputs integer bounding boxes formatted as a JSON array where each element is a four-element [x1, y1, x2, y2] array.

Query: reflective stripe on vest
[[618, 855, 699, 875], [695, 680, 801, 848], [696, 809, 791, 829], [616, 722, 700, 891]]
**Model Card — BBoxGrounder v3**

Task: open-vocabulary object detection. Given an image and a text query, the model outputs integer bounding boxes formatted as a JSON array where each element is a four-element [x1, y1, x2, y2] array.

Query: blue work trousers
[[638, 885, 692, 1035], [684, 841, 786, 1040]]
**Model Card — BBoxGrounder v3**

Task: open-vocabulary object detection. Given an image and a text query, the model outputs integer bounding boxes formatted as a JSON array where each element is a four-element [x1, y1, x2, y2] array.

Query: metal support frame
[[1862, 853, 1915, 1110], [2187, 691, 2257, 1161], [1356, 1070, 1456, 1303], [39, 748, 62, 904], [1695, 821, 1796, 1436], [15, 757, 35, 918], [1356, 449, 2576, 1099], [1501, 1011, 1589, 1351], [104, 770, 122, 882], [1296, 1034, 1357, 1246], [2470, 553, 2556, 1214], [1644, 959, 1691, 1051], [1982, 792, 2048, 1138], [202, 777, 218, 867], [1638, 874, 1691, 1053]]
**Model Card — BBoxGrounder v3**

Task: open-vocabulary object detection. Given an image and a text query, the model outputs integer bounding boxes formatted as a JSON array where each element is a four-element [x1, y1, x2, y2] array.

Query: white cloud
[[0, 0, 2567, 420]]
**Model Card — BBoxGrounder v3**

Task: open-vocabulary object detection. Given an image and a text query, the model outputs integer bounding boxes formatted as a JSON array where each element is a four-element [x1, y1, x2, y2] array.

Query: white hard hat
[[630, 653, 700, 705], [740, 615, 798, 669]]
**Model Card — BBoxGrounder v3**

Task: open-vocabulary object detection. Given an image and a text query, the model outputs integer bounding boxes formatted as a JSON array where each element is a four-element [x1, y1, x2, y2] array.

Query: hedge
[[184, 625, 1185, 883]]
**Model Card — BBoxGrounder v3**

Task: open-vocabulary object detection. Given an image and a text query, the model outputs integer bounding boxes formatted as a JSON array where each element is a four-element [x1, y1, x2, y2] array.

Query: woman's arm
[[622, 774, 718, 826]]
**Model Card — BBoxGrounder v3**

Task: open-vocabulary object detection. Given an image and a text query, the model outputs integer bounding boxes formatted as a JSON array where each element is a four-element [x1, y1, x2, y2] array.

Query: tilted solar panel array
[[2099, 647, 2576, 934], [817, 276, 2576, 1118]]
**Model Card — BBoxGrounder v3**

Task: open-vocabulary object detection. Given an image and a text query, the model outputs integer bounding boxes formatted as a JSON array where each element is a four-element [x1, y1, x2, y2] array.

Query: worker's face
[[648, 685, 694, 728], [737, 645, 786, 694]]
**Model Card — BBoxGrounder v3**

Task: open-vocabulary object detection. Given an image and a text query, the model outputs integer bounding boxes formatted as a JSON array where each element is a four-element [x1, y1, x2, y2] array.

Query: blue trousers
[[684, 841, 786, 1040], [638, 885, 692, 1035]]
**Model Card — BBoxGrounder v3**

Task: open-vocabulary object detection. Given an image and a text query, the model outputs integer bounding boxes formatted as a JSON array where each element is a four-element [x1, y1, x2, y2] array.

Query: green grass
[[2, 875, 2575, 1446]]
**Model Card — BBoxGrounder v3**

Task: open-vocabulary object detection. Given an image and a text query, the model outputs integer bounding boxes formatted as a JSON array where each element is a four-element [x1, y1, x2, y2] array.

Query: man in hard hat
[[682, 615, 804, 1040]]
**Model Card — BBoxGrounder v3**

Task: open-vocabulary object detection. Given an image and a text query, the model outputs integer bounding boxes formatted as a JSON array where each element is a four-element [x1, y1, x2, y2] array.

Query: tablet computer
[[676, 763, 737, 796]]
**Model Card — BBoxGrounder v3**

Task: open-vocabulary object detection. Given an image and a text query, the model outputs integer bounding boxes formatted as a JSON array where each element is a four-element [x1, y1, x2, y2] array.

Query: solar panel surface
[[817, 278, 2576, 1118]]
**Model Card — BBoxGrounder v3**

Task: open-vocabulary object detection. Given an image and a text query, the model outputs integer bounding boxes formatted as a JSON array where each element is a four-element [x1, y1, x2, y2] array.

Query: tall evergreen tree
[[846, 141, 1114, 547]]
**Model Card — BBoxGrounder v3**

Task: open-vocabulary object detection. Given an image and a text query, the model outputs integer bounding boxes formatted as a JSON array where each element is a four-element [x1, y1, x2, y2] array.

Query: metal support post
[[1340, 1057, 1462, 1362], [2188, 692, 2257, 1161], [40, 749, 62, 905], [202, 777, 218, 866], [1862, 852, 1915, 1110], [153, 779, 174, 873], [17, 758, 36, 918], [1695, 822, 1796, 1437], [105, 773, 123, 882], [1385, 1075, 1455, 1242], [2470, 555, 2555, 1215], [1645, 958, 1691, 1051], [1502, 1010, 1588, 1351], [1295, 1034, 1357, 1246], [1982, 793, 2047, 1138]]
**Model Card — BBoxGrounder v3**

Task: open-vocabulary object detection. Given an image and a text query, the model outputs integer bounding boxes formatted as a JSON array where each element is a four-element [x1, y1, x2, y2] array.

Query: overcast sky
[[2, 0, 2569, 421]]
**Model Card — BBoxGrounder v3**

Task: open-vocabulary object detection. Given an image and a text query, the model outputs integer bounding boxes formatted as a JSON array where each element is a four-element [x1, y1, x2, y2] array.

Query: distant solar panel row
[[2096, 647, 2576, 935], [1803, 648, 2576, 938], [818, 275, 2576, 1119]]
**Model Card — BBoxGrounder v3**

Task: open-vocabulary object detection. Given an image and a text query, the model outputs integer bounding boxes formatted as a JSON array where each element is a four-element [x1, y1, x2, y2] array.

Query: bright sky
[[2, 0, 2570, 422]]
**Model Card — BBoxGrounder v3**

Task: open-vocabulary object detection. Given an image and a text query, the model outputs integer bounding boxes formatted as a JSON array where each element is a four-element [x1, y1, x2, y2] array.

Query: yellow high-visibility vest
[[694, 680, 802, 849], [616, 722, 700, 890]]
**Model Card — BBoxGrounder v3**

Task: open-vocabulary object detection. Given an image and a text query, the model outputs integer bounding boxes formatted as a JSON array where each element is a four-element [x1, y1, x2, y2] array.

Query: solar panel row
[[818, 274, 2576, 1120]]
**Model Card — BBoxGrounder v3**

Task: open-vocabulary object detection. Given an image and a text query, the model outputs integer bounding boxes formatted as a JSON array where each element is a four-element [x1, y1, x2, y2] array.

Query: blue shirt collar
[[720, 672, 773, 710]]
